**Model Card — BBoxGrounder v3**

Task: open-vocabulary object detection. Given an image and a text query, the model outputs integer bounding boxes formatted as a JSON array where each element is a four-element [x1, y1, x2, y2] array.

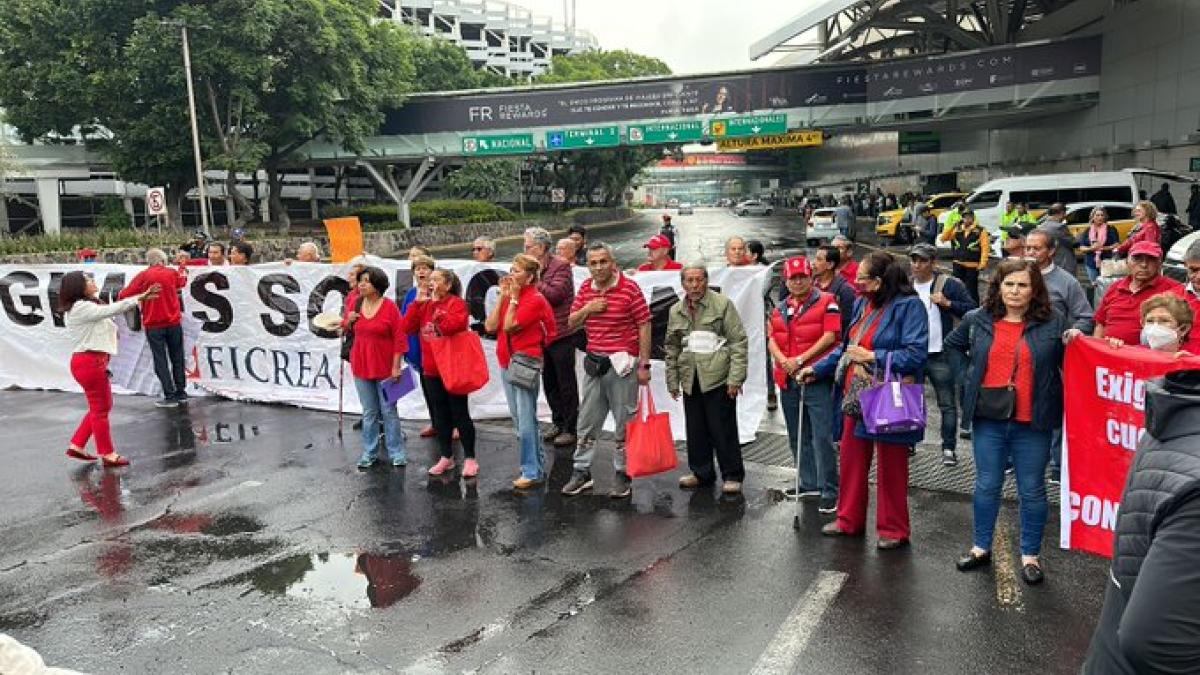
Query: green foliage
[[97, 198, 132, 230], [409, 34, 512, 92], [323, 200, 516, 228], [442, 160, 518, 201], [0, 230, 181, 257], [537, 49, 671, 84]]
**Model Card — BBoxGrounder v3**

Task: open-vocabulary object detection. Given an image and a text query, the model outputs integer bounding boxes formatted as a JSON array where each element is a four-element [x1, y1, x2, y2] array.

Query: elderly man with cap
[[638, 234, 682, 272], [908, 243, 975, 465], [767, 256, 842, 512], [1087, 241, 1184, 346]]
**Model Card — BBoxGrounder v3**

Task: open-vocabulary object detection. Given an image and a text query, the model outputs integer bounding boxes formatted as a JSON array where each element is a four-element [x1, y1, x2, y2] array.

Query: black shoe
[[1021, 563, 1045, 585], [352, 419, 363, 431], [609, 471, 632, 499], [767, 394, 778, 411], [561, 471, 593, 496], [959, 429, 972, 440], [818, 498, 837, 514], [956, 550, 992, 571], [941, 449, 958, 466], [173, 392, 189, 403]]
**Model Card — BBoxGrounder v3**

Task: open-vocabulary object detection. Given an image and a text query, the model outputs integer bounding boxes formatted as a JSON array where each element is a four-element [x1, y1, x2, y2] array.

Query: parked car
[[667, 198, 680, 208], [1041, 202, 1137, 243], [734, 200, 774, 216], [806, 207, 839, 246], [677, 202, 695, 215], [876, 192, 966, 244]]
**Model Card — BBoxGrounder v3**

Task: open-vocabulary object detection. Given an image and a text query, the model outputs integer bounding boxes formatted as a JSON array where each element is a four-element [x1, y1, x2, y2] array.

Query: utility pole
[[171, 22, 210, 235]]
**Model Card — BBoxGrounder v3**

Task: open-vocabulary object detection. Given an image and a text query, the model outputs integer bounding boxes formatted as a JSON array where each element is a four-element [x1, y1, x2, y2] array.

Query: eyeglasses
[[472, 247, 485, 251]]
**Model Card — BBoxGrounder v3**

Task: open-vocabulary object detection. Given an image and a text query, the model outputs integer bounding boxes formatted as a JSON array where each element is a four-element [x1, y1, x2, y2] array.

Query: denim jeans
[[503, 368, 544, 480], [780, 378, 838, 500], [354, 377, 406, 464], [146, 324, 186, 399], [925, 351, 958, 451], [971, 418, 1051, 556]]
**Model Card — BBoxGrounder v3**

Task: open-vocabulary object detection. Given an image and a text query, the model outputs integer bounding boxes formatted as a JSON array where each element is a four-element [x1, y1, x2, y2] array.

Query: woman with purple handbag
[[944, 258, 1066, 586], [798, 251, 928, 550]]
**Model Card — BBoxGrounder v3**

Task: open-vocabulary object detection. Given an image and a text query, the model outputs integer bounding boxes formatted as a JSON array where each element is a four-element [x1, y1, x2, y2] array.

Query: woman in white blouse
[[60, 271, 159, 467]]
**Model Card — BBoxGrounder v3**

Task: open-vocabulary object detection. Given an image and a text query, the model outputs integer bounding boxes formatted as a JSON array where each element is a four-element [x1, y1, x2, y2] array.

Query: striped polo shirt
[[571, 272, 651, 356]]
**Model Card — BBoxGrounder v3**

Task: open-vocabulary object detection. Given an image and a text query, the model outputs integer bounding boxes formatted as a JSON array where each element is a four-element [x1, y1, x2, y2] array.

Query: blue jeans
[[1085, 265, 1100, 284], [971, 418, 1051, 556], [780, 378, 838, 500], [925, 351, 958, 451], [503, 369, 544, 480], [354, 377, 406, 465]]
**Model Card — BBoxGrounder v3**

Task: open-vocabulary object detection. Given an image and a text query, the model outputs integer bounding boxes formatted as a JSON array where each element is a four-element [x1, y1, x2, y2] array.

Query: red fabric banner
[[1060, 338, 1200, 557]]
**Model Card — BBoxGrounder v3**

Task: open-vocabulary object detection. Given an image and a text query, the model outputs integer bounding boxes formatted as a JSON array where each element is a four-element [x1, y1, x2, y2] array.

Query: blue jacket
[[919, 270, 976, 331], [401, 287, 423, 373], [814, 294, 929, 445], [943, 308, 1067, 431]]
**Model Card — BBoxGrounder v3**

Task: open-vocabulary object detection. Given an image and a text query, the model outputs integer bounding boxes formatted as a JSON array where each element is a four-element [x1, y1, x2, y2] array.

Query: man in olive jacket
[[665, 263, 749, 494]]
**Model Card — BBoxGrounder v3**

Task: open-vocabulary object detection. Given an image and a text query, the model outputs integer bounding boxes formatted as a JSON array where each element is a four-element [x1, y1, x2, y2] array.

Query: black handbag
[[341, 296, 365, 362], [583, 353, 612, 378], [975, 330, 1023, 420]]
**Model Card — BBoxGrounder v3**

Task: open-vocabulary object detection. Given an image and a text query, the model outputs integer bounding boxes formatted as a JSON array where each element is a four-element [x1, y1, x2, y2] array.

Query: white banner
[[0, 261, 770, 442]]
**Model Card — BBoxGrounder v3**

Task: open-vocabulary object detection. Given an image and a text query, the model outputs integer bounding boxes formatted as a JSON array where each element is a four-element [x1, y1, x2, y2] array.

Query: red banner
[[1061, 338, 1200, 557]]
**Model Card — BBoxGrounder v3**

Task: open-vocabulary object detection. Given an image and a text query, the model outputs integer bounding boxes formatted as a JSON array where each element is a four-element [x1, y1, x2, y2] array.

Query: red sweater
[[496, 285, 558, 368], [982, 320, 1035, 423], [1116, 220, 1161, 255], [401, 294, 469, 378], [349, 299, 406, 380], [118, 264, 187, 329]]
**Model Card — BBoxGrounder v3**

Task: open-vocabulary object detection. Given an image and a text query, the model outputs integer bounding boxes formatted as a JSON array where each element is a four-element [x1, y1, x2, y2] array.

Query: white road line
[[749, 570, 849, 675]]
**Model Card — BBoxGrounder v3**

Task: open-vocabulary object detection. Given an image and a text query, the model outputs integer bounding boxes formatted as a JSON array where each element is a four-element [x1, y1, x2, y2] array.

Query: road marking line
[[749, 570, 848, 675]]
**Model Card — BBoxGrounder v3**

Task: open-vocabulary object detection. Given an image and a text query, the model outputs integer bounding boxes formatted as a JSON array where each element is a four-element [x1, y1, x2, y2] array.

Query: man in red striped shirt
[[562, 242, 652, 499]]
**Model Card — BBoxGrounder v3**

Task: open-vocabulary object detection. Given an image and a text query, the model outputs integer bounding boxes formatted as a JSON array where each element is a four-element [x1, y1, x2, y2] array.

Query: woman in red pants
[[60, 271, 160, 467]]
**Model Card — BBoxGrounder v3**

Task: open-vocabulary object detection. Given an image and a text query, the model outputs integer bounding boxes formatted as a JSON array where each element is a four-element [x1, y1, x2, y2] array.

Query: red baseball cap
[[77, 248, 98, 260], [644, 234, 672, 250], [1129, 241, 1163, 259], [783, 256, 813, 278]]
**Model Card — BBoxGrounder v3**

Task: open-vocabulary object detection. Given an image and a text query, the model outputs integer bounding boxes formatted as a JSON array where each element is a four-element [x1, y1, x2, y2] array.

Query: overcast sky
[[517, 0, 816, 74]]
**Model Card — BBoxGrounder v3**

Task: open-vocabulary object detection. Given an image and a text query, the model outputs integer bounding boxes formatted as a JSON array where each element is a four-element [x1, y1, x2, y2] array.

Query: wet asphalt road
[[0, 210, 1111, 674]]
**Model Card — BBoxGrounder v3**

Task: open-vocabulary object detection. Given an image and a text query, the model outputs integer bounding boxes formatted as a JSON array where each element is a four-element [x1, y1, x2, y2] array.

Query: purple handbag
[[858, 353, 926, 435]]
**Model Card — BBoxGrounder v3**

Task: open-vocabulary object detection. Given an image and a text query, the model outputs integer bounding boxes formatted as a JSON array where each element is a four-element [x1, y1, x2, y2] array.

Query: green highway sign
[[627, 121, 705, 144], [462, 133, 535, 156], [546, 126, 620, 150], [710, 113, 788, 139]]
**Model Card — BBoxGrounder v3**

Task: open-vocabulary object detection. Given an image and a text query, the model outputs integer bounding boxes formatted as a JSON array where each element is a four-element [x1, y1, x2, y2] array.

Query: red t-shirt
[[768, 290, 840, 387], [117, 264, 187, 329], [637, 260, 683, 272], [982, 320, 1035, 422], [349, 299, 406, 380], [570, 273, 651, 356], [1095, 275, 1184, 345], [400, 295, 469, 378], [496, 284, 558, 368], [839, 260, 860, 287]]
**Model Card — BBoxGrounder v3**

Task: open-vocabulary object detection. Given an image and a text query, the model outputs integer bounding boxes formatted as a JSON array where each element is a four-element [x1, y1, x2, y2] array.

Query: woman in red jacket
[[486, 254, 558, 489], [403, 268, 477, 477], [344, 266, 407, 469], [1116, 200, 1161, 257]]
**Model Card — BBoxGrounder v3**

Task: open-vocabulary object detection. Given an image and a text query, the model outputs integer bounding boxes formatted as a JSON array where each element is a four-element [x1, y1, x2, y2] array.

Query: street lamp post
[[170, 22, 210, 235]]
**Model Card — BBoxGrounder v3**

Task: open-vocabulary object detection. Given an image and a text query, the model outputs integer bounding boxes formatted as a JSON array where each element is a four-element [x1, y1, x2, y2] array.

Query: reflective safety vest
[[950, 226, 985, 266]]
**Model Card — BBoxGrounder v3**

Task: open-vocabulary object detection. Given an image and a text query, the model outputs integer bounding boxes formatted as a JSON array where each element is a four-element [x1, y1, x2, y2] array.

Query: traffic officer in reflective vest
[[939, 208, 989, 304]]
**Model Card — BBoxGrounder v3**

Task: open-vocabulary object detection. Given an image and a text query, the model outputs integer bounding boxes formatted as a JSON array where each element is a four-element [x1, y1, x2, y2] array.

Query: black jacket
[[1084, 372, 1200, 674], [943, 308, 1066, 431]]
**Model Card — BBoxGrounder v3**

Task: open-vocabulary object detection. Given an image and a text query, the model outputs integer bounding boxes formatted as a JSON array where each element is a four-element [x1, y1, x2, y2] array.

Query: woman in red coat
[[1116, 200, 1162, 257], [344, 266, 407, 469], [402, 268, 477, 477]]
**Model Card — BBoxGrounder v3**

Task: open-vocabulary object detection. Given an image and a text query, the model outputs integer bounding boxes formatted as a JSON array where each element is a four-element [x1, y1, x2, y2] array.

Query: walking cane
[[337, 334, 346, 439], [793, 381, 806, 530]]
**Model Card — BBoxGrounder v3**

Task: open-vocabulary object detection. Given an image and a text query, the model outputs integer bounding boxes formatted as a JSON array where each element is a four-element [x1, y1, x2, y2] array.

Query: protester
[[1150, 182, 1177, 216], [831, 235, 859, 288], [60, 271, 160, 467], [287, 242, 321, 264], [403, 269, 477, 477], [1077, 206, 1120, 283], [637, 234, 682, 272], [342, 259, 369, 431], [556, 238, 579, 268], [1100, 293, 1194, 356], [1082, 369, 1200, 674], [562, 243, 651, 499], [746, 240, 768, 266], [1024, 230, 1093, 332], [344, 266, 407, 469], [567, 225, 587, 266], [1092, 242, 1183, 345], [229, 241, 253, 265], [940, 208, 989, 304], [524, 227, 578, 448], [813, 245, 856, 337], [768, 256, 841, 511], [207, 242, 227, 266], [485, 254, 558, 490], [908, 243, 976, 465], [472, 237, 496, 263], [799, 251, 928, 549], [1040, 203, 1079, 275], [665, 264, 749, 494], [402, 255, 441, 439], [947, 259, 1066, 585], [1115, 201, 1161, 256], [118, 249, 189, 407], [725, 236, 749, 267]]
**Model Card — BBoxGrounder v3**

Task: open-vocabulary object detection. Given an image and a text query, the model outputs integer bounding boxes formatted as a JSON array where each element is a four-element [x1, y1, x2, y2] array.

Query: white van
[[962, 168, 1195, 240]]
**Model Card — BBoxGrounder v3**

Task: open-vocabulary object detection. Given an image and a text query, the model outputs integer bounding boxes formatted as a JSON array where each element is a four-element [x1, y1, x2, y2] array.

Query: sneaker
[[959, 429, 972, 440], [1048, 470, 1061, 486], [552, 432, 577, 448], [173, 392, 190, 403], [609, 472, 632, 499], [941, 449, 958, 466], [797, 489, 821, 500], [513, 476, 543, 490], [419, 426, 436, 438], [678, 473, 703, 489], [391, 455, 407, 467], [561, 471, 593, 496], [356, 457, 377, 470], [721, 481, 742, 495], [154, 397, 180, 408], [462, 458, 479, 478], [818, 498, 838, 514], [542, 426, 562, 442], [428, 457, 456, 476]]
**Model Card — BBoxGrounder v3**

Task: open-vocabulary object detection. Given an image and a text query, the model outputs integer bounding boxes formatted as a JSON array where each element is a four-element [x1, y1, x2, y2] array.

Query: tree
[[409, 34, 513, 93], [536, 50, 671, 84], [442, 159, 519, 201]]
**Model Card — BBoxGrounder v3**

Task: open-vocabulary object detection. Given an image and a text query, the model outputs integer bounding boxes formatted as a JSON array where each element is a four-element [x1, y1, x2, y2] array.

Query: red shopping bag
[[625, 386, 678, 478], [428, 331, 489, 395]]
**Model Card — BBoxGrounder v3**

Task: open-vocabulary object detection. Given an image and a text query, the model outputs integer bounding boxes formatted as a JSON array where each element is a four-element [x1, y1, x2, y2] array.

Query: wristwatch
[[639, 363, 651, 370]]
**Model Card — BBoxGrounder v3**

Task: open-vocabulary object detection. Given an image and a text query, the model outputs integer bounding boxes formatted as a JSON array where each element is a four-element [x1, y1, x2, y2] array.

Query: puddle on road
[[238, 551, 420, 609]]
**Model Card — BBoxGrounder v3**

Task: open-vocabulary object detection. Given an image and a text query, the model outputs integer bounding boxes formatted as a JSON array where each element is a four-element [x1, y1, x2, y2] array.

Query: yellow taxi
[[1053, 202, 1137, 242], [876, 192, 967, 243]]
